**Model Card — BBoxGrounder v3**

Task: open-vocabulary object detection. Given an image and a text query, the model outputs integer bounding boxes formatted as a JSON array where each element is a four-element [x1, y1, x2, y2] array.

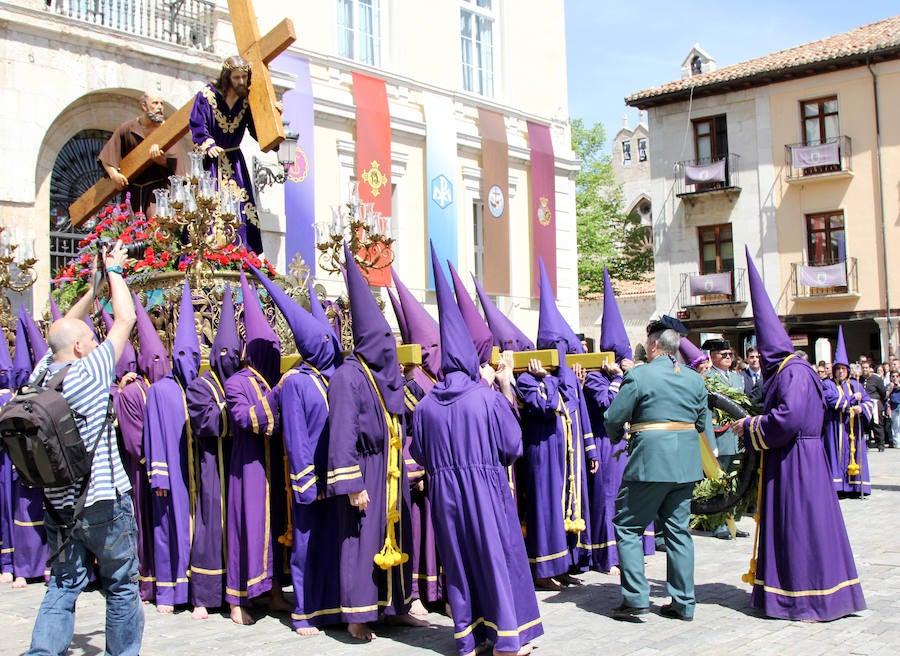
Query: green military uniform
[[605, 354, 713, 618], [705, 366, 744, 466]]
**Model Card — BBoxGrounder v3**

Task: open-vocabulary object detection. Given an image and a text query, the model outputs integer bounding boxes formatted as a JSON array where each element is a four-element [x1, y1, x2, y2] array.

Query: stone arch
[[32, 89, 181, 297], [625, 193, 652, 225]]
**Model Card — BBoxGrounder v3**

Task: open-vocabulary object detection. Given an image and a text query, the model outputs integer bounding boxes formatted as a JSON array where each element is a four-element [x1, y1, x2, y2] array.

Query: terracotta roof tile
[[627, 15, 900, 107]]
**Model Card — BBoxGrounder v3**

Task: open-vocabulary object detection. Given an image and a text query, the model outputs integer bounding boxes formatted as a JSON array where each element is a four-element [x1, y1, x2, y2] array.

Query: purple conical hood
[[431, 242, 479, 380], [387, 287, 410, 344], [19, 305, 48, 364], [600, 267, 632, 361], [679, 338, 708, 370], [12, 316, 32, 387], [134, 292, 171, 383], [102, 307, 137, 380], [49, 295, 62, 321], [448, 261, 494, 365], [473, 276, 535, 352], [833, 325, 849, 369], [391, 270, 441, 380], [307, 278, 343, 356], [745, 247, 795, 380], [249, 264, 338, 373], [172, 278, 200, 387], [536, 258, 584, 354], [211, 284, 241, 382], [343, 243, 404, 414], [0, 330, 14, 389], [239, 270, 281, 387]]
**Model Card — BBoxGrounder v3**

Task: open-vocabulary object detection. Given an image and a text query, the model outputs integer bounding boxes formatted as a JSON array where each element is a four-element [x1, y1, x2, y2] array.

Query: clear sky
[[565, 1, 898, 149]]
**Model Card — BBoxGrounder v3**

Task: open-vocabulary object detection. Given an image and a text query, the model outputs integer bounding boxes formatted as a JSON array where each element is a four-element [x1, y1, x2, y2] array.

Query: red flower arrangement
[[53, 203, 278, 308]]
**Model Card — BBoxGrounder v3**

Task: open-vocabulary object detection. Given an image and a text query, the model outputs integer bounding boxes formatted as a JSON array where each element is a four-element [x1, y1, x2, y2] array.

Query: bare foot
[[11, 577, 27, 589], [493, 645, 534, 656], [348, 622, 375, 641], [534, 577, 563, 591], [191, 606, 209, 620], [0, 572, 13, 584], [295, 626, 320, 636], [267, 588, 292, 613], [384, 613, 430, 627], [409, 598, 428, 616], [230, 604, 256, 625], [156, 604, 174, 614], [555, 573, 583, 586]]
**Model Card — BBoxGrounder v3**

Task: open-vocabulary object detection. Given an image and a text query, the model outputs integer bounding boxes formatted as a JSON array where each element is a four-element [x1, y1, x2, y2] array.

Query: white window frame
[[337, 0, 382, 67], [460, 0, 496, 97]]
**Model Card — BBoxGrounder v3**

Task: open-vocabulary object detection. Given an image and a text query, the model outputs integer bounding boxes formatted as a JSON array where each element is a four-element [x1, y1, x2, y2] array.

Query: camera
[[96, 235, 147, 261]]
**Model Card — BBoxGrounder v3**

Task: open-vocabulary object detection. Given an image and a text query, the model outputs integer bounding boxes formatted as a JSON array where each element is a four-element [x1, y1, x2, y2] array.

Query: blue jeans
[[25, 494, 144, 656]]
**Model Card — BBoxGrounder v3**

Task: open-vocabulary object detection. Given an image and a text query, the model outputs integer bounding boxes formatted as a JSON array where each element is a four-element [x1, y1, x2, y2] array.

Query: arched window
[[48, 129, 119, 275]]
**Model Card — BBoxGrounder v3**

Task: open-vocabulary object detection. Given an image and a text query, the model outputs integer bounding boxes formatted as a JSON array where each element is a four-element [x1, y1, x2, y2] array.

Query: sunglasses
[[717, 351, 734, 357]]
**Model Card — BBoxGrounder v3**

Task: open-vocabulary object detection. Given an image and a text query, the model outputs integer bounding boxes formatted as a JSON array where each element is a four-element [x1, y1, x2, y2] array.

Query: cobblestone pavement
[[3, 450, 899, 656]]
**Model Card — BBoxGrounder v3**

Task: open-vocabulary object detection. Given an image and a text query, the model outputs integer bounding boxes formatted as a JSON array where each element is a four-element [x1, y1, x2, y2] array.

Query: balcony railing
[[675, 153, 741, 198], [785, 136, 852, 182], [52, 0, 216, 51], [790, 258, 858, 299], [678, 268, 746, 308]]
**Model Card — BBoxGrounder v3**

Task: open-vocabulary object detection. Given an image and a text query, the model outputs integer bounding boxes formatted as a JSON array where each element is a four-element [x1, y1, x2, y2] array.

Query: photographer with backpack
[[22, 241, 142, 656]]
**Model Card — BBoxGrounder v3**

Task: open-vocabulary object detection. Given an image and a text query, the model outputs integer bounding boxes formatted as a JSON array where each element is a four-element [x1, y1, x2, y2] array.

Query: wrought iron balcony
[[52, 0, 216, 51], [677, 268, 746, 309], [675, 153, 741, 199], [785, 136, 852, 182], [790, 258, 858, 299]]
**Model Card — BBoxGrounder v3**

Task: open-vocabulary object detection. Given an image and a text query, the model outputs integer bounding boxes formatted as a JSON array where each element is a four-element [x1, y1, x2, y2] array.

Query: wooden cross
[[68, 0, 295, 226]]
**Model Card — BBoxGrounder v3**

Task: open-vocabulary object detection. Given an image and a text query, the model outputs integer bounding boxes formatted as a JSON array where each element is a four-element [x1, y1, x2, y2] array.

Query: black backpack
[[0, 365, 113, 564]]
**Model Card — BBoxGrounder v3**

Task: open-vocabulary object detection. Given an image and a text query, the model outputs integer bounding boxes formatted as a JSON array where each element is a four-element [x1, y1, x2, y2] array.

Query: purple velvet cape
[[143, 375, 192, 606], [582, 370, 655, 572], [223, 367, 288, 605], [188, 84, 262, 254], [516, 365, 596, 578], [325, 356, 414, 622], [411, 371, 543, 655], [741, 357, 866, 620], [822, 378, 873, 495], [185, 370, 231, 609]]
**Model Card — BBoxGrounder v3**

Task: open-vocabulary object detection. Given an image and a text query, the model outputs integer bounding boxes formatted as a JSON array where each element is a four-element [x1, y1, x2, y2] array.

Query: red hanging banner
[[353, 72, 392, 286]]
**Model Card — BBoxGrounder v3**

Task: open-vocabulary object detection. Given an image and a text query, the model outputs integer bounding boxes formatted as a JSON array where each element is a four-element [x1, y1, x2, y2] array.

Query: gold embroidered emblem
[[538, 196, 552, 227], [361, 160, 387, 198], [200, 86, 247, 134]]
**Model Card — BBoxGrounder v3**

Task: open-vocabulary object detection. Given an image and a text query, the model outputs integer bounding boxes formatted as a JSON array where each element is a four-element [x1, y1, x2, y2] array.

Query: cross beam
[[68, 9, 295, 227]]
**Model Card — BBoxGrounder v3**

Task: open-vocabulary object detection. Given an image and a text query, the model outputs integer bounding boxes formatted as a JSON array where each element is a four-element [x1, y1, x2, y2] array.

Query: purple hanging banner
[[274, 54, 315, 274]]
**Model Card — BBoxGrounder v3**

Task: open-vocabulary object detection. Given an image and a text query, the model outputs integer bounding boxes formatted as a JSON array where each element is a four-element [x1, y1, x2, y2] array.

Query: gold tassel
[[278, 454, 293, 548]]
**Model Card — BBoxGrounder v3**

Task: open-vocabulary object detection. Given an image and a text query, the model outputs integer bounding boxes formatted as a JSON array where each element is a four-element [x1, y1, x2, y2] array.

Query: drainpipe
[[867, 58, 893, 357]]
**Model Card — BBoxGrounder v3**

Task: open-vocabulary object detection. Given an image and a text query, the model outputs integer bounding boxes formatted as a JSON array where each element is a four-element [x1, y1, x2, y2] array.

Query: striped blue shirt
[[31, 340, 131, 509]]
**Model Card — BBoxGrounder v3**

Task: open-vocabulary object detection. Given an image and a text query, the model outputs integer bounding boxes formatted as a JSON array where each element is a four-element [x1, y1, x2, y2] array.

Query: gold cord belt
[[629, 421, 695, 432]]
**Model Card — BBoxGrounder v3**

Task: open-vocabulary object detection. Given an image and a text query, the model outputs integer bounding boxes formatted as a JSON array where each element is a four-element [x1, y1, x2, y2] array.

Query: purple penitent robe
[[189, 84, 261, 254], [143, 375, 193, 607], [822, 377, 873, 495], [185, 370, 231, 609], [516, 365, 595, 579], [583, 370, 655, 572], [742, 356, 866, 621], [223, 367, 288, 606], [411, 371, 543, 655], [403, 369, 443, 604], [280, 365, 341, 629], [326, 357, 413, 623], [11, 469, 47, 580], [112, 377, 155, 601], [1, 390, 15, 575]]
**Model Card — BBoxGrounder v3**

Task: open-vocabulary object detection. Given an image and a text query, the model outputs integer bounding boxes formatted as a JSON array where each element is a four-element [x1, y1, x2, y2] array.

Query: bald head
[[47, 318, 98, 362]]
